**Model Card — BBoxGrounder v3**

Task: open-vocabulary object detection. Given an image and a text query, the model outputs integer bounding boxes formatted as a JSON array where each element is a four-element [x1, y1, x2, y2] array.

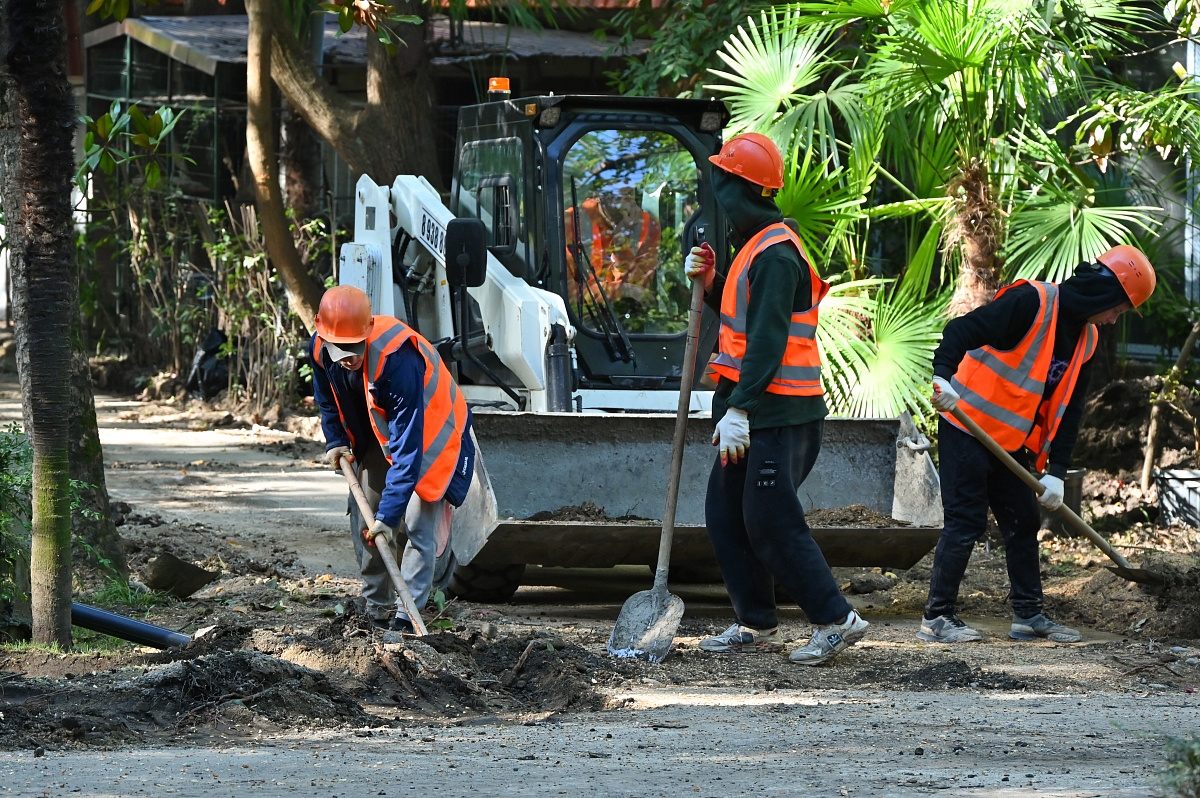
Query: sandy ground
[[0, 375, 1198, 795]]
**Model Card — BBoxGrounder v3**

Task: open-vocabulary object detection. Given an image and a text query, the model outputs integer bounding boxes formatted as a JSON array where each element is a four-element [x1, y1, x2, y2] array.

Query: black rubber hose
[[71, 602, 191, 649]]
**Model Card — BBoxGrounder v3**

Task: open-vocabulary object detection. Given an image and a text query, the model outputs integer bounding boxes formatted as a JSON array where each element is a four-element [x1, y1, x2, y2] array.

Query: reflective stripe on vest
[[709, 223, 829, 396], [320, 316, 468, 503], [944, 280, 1098, 469]]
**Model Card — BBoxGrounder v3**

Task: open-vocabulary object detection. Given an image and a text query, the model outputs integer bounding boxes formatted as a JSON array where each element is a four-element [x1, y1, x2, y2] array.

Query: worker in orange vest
[[310, 286, 475, 632], [566, 190, 662, 305], [685, 132, 869, 666], [923, 246, 1156, 643]]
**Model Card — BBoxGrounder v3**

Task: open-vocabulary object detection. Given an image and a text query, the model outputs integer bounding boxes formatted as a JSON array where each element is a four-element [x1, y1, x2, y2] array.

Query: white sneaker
[[789, 610, 869, 666], [917, 614, 982, 643], [699, 623, 784, 653]]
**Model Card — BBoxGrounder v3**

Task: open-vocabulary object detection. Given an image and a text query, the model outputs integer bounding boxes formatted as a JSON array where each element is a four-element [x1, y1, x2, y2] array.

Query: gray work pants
[[348, 445, 451, 620]]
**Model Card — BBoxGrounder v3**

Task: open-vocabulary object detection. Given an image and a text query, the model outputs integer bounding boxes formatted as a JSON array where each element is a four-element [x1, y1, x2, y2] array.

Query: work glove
[[931, 377, 959, 412], [1037, 475, 1065, 511], [684, 242, 716, 291], [364, 518, 394, 548], [712, 407, 751, 467], [326, 446, 353, 469]]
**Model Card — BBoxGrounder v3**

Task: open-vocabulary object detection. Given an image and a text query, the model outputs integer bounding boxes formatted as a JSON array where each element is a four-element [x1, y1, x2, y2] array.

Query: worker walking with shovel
[[311, 286, 475, 633], [686, 133, 868, 665], [923, 246, 1156, 644]]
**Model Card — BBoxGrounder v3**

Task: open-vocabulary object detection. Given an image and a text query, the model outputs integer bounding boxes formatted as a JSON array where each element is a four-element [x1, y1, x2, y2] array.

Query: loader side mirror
[[445, 218, 487, 290]]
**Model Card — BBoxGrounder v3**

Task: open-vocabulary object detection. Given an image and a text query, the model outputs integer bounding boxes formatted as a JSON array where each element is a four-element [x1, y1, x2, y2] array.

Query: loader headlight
[[700, 111, 723, 132], [538, 106, 562, 128]]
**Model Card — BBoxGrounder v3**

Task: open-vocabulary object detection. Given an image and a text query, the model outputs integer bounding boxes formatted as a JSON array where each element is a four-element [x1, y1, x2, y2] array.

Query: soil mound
[[528, 502, 655, 523], [807, 505, 908, 528], [1076, 378, 1196, 473], [0, 649, 377, 750]]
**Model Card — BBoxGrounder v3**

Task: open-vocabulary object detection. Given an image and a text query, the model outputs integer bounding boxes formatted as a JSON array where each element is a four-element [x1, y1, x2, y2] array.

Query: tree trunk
[[69, 347, 126, 575], [267, 0, 444, 187], [280, 108, 323, 221], [246, 0, 324, 334], [5, 0, 78, 648], [1140, 319, 1200, 492], [946, 159, 1003, 317]]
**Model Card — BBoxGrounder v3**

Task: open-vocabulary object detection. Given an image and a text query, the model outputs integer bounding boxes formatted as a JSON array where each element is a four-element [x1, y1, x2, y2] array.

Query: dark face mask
[[712, 168, 783, 245]]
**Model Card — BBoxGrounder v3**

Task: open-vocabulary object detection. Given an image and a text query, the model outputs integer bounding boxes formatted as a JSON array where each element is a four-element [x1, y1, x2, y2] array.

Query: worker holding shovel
[[310, 286, 475, 633], [685, 133, 868, 666], [923, 246, 1156, 644]]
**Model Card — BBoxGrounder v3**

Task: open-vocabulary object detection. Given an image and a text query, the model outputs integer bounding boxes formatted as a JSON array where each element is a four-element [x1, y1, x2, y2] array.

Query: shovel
[[948, 406, 1163, 586], [339, 458, 430, 635], [607, 278, 706, 662]]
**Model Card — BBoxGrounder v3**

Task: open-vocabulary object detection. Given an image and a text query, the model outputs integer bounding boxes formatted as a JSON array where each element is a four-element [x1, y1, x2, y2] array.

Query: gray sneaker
[[699, 623, 784, 653], [918, 614, 982, 643], [1010, 614, 1082, 643], [789, 610, 870, 666]]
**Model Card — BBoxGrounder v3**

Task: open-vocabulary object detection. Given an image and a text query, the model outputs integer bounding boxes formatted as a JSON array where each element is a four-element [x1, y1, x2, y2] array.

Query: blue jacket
[[310, 334, 475, 528]]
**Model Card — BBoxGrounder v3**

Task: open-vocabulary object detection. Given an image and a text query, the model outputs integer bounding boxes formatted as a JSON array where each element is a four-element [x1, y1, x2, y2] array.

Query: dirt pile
[[0, 649, 377, 749], [807, 505, 909, 528], [1076, 378, 1196, 474], [119, 511, 300, 580], [528, 502, 655, 523]]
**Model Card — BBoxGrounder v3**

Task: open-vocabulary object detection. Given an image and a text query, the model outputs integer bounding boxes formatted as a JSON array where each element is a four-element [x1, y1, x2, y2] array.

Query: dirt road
[[1, 690, 1189, 797], [0, 376, 1197, 795]]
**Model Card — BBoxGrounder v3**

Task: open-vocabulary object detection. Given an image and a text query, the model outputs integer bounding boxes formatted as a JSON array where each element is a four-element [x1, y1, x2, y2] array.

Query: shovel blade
[[1104, 565, 1166, 586], [607, 588, 685, 664]]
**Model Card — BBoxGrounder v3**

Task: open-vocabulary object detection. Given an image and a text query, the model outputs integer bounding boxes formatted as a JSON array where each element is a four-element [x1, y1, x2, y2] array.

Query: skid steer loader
[[338, 86, 943, 602]]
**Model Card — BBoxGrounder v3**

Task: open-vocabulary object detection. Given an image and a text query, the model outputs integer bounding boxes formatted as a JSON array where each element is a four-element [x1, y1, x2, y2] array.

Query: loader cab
[[451, 95, 730, 392]]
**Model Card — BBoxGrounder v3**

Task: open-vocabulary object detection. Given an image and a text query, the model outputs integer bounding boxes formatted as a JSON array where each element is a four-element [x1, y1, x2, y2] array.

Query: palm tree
[[2, 0, 78, 647], [703, 1, 1200, 417]]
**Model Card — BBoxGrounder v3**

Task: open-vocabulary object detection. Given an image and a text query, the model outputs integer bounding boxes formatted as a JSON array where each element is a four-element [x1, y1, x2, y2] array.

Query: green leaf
[[130, 133, 152, 149], [127, 104, 150, 135], [145, 160, 161, 189], [98, 150, 116, 175], [86, 0, 105, 15], [338, 5, 353, 33]]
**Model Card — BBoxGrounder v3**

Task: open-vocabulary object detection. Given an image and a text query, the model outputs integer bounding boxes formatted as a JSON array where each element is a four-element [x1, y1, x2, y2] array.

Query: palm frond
[[1071, 80, 1200, 165], [1004, 197, 1159, 282], [775, 148, 868, 269], [707, 9, 834, 134]]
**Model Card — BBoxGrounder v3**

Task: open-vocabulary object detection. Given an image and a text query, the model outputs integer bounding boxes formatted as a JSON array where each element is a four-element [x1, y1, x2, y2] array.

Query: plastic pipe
[[71, 602, 191, 649]]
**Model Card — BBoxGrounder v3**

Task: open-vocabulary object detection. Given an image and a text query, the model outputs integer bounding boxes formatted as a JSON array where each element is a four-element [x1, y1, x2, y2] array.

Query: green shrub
[[1162, 733, 1200, 798]]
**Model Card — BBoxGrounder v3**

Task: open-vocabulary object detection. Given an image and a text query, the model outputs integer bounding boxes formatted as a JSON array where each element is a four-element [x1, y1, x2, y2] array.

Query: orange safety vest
[[709, 223, 829, 396], [315, 316, 469, 503], [945, 280, 1098, 471]]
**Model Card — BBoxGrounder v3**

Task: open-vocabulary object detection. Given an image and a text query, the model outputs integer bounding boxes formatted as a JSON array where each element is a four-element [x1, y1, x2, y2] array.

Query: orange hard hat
[[708, 132, 785, 191], [1097, 244, 1156, 308], [316, 285, 373, 344]]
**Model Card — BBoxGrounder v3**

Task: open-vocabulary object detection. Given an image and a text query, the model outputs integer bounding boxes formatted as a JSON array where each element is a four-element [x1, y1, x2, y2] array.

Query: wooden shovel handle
[[339, 458, 429, 636], [947, 407, 1135, 571]]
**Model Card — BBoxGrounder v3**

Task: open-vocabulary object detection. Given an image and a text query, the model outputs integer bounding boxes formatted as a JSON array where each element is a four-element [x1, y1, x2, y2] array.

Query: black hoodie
[[933, 263, 1132, 476], [706, 169, 828, 428]]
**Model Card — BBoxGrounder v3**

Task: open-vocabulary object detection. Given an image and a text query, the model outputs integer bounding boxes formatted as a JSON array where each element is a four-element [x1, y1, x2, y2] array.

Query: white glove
[[326, 446, 353, 469], [684, 242, 716, 291], [367, 518, 394, 547], [931, 377, 959, 412], [1037, 475, 1064, 511], [712, 407, 751, 466]]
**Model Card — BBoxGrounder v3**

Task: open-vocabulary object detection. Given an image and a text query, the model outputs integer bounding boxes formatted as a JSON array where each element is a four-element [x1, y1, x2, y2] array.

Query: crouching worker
[[311, 285, 475, 632], [922, 247, 1156, 644], [686, 133, 868, 665]]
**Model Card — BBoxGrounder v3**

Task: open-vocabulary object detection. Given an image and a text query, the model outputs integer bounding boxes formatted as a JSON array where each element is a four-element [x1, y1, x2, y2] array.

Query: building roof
[[83, 14, 644, 76]]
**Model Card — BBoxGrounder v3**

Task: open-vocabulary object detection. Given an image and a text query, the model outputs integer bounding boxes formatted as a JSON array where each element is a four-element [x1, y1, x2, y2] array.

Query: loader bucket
[[450, 412, 942, 588]]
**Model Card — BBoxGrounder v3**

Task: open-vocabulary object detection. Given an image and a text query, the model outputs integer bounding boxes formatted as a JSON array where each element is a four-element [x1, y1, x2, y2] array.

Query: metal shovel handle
[[948, 406, 1136, 571], [339, 458, 429, 636]]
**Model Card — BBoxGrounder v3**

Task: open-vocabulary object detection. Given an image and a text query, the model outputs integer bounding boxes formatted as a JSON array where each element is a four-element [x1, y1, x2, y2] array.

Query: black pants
[[925, 418, 1043, 620], [705, 420, 851, 630]]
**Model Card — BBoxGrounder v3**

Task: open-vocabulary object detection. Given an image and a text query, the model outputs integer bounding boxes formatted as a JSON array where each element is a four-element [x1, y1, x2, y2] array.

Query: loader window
[[458, 137, 525, 262], [562, 130, 699, 336]]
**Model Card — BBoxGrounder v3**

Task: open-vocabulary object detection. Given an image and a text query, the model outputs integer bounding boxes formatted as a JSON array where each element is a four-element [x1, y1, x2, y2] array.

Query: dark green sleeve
[[727, 243, 810, 413]]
